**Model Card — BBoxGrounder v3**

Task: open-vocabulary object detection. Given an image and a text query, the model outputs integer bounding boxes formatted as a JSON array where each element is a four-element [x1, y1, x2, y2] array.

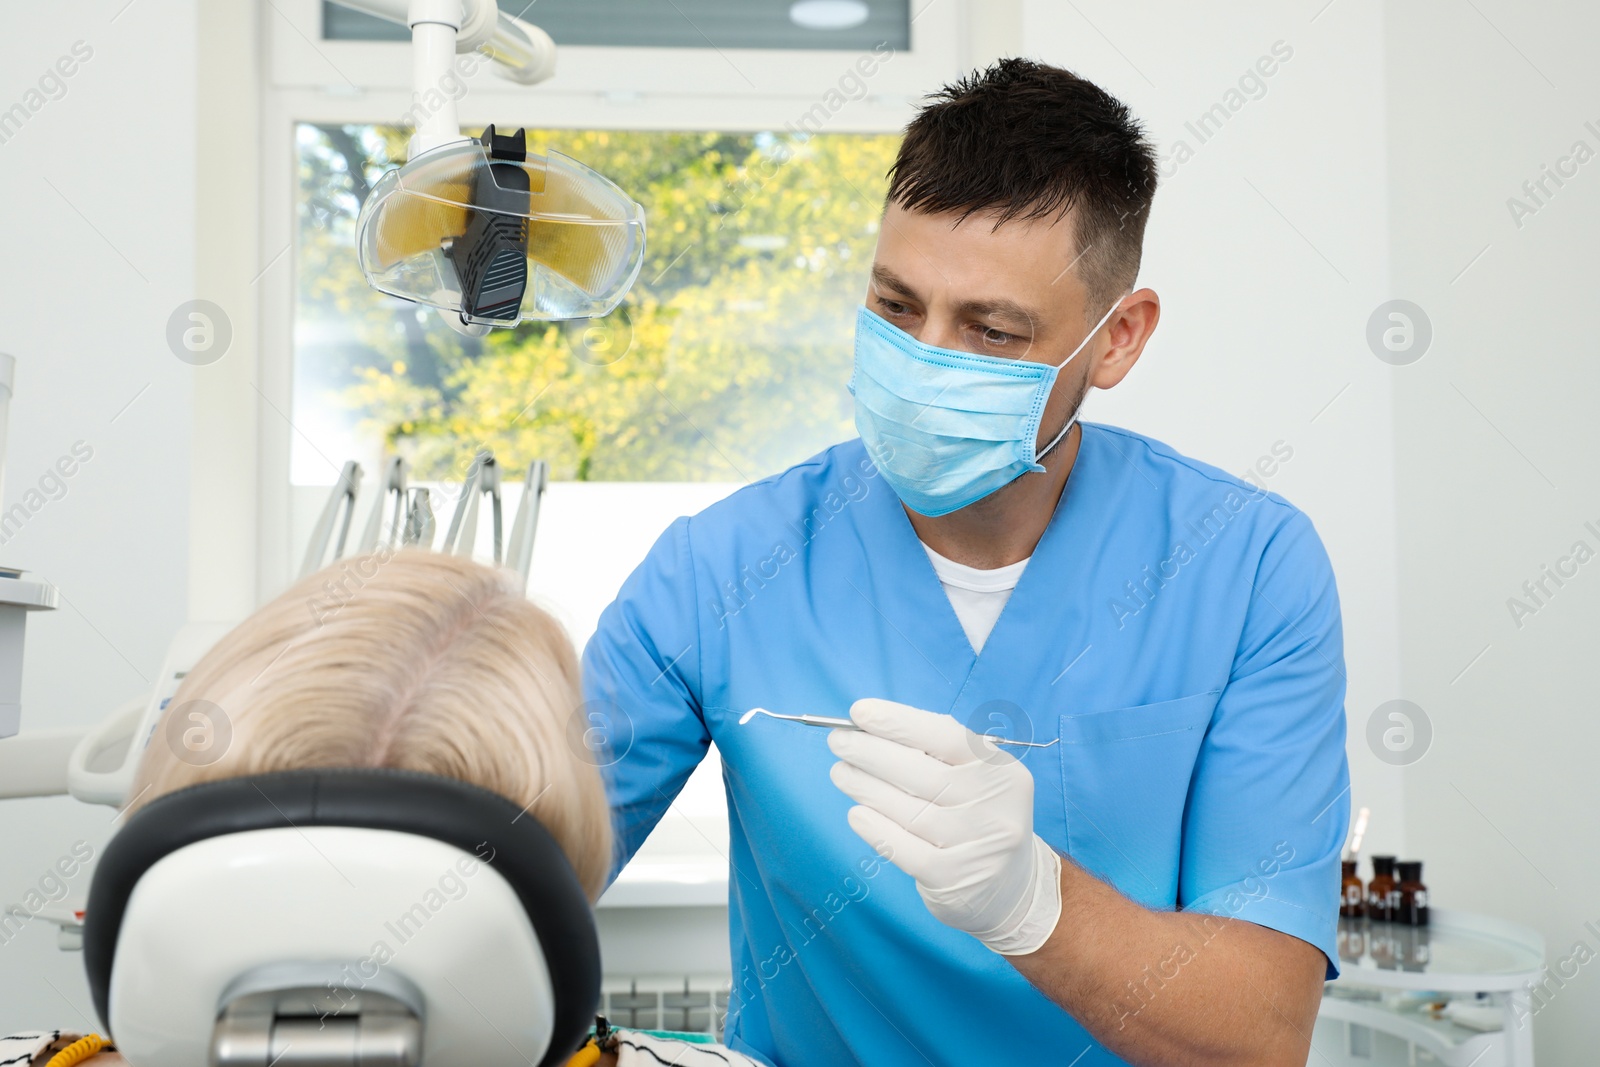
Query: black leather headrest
[[83, 768, 599, 1067]]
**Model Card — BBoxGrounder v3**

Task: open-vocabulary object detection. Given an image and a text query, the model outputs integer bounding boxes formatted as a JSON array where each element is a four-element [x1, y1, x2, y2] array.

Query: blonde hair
[[127, 549, 612, 900]]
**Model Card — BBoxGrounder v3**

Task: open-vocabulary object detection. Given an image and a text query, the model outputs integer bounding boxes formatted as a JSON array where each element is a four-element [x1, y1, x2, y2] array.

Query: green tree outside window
[[294, 125, 900, 483]]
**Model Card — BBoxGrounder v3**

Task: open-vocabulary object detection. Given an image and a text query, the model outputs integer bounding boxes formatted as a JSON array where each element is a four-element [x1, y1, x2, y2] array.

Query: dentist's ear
[[1088, 288, 1160, 390]]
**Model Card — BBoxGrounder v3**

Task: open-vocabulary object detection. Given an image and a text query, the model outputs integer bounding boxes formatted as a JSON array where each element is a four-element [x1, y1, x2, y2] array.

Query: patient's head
[[126, 550, 612, 899]]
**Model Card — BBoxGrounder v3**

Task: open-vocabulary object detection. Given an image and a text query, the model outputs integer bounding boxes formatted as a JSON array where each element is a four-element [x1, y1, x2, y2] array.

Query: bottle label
[[1345, 886, 1361, 905], [1415, 889, 1428, 909]]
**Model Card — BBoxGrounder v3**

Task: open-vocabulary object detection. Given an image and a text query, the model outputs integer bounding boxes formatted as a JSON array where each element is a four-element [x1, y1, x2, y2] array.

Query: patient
[[127, 548, 612, 897], [7, 551, 753, 1067]]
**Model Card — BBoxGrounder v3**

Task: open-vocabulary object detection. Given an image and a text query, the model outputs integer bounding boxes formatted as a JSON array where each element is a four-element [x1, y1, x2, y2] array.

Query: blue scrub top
[[582, 424, 1350, 1067]]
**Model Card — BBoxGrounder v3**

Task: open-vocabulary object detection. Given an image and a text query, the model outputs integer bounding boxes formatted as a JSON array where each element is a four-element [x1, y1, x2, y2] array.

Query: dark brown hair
[[887, 58, 1158, 309]]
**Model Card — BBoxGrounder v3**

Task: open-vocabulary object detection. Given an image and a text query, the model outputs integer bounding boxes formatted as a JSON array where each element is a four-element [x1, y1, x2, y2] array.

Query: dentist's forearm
[[1005, 858, 1325, 1067]]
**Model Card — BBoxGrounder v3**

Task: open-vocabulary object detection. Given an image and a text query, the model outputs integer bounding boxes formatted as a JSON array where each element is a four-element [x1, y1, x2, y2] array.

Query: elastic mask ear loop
[[1035, 294, 1129, 463]]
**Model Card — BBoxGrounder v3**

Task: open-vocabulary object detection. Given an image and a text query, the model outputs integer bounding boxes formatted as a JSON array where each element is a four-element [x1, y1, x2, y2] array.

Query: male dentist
[[584, 59, 1348, 1066]]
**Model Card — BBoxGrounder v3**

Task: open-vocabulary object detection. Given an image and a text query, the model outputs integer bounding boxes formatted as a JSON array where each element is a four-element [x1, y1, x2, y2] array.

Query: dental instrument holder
[[353, 451, 544, 589]]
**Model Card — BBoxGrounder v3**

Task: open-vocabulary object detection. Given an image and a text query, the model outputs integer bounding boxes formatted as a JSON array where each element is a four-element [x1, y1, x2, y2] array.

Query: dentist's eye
[[979, 326, 1018, 346], [876, 298, 911, 317]]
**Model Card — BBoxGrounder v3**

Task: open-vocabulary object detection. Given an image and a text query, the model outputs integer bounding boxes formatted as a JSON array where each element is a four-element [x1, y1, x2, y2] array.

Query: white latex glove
[[827, 697, 1062, 956]]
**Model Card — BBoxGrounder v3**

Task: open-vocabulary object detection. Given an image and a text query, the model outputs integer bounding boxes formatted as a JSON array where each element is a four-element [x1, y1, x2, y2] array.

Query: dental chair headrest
[[83, 768, 600, 1067]]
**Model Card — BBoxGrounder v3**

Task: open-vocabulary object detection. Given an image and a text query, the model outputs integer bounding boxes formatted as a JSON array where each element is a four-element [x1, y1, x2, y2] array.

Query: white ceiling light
[[788, 0, 871, 31]]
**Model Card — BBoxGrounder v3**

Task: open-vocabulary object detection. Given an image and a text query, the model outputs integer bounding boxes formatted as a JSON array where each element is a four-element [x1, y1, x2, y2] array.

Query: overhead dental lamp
[[337, 0, 647, 336]]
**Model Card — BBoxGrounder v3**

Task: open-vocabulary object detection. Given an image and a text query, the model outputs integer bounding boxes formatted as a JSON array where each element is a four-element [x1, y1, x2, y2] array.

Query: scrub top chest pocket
[[1058, 690, 1221, 910]]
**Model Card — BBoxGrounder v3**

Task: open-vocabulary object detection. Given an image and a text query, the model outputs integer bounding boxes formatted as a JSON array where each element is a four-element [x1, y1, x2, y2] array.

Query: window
[[292, 124, 900, 485], [322, 0, 912, 52], [257, 0, 960, 593]]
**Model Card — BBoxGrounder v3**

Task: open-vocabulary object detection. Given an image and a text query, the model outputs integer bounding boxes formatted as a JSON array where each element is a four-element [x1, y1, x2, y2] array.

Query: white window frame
[[255, 0, 977, 599]]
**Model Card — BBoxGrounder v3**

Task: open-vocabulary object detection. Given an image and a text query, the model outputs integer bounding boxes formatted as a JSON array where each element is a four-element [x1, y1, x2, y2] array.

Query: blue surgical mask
[[850, 297, 1125, 517]]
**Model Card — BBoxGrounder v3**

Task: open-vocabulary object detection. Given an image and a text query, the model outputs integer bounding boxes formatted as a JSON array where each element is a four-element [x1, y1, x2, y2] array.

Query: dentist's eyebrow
[[869, 266, 919, 299], [950, 296, 1041, 334]]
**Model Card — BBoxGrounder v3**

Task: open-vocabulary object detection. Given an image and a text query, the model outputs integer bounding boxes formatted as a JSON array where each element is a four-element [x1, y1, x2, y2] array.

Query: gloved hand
[[827, 697, 1062, 956]]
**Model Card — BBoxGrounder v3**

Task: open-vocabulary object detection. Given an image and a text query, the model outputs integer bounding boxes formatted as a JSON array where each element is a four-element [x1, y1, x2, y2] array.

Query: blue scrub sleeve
[[1178, 510, 1350, 979], [581, 516, 713, 882]]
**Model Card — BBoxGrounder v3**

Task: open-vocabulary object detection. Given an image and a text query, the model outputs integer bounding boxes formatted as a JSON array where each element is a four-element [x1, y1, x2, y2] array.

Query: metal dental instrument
[[441, 450, 504, 563], [402, 487, 436, 547], [298, 460, 363, 579], [740, 708, 856, 730], [738, 707, 1060, 748], [357, 455, 409, 553], [505, 459, 549, 593]]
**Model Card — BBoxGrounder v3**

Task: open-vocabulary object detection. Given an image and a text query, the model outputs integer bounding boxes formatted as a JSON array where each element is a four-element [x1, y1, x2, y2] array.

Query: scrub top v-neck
[[583, 423, 1350, 1067]]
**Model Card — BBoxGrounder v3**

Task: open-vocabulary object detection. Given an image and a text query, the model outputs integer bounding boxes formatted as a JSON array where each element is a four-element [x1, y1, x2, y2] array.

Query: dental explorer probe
[[738, 707, 1060, 748]]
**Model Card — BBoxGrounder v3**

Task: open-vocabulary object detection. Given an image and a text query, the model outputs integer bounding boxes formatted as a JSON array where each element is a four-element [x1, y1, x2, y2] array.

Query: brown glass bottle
[[1395, 861, 1429, 926], [1367, 855, 1397, 921], [1340, 860, 1363, 918]]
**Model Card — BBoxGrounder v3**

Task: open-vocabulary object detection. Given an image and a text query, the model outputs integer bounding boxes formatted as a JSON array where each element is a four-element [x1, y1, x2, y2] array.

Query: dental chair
[[82, 767, 600, 1067]]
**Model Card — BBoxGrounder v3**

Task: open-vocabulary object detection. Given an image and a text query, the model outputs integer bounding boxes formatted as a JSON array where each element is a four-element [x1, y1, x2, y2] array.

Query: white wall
[[0, 0, 196, 1034], [1021, 0, 1406, 857], [1386, 0, 1600, 1057], [1024, 0, 1600, 1059]]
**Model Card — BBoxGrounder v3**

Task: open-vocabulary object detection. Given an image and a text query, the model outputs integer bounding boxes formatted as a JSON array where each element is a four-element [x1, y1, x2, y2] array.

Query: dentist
[[585, 58, 1348, 1067]]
